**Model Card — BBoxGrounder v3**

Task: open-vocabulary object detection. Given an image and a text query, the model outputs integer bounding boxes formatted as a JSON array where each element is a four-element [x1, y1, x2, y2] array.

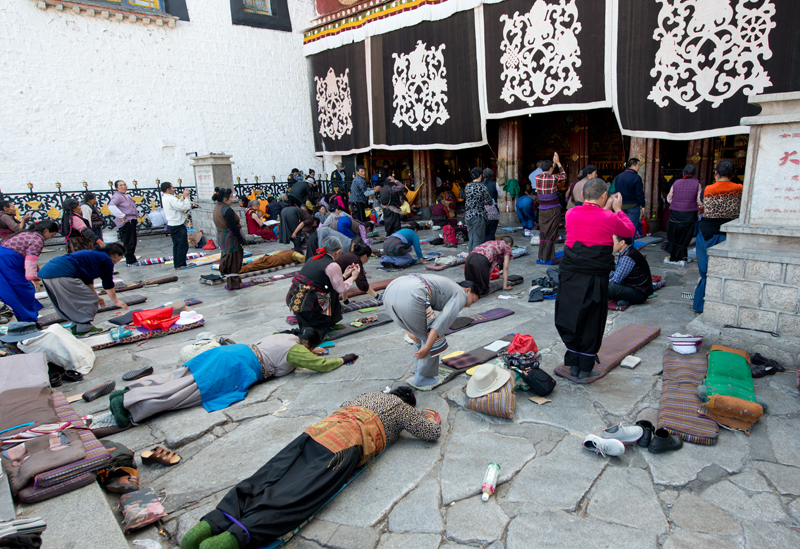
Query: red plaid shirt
[[535, 167, 566, 195], [472, 240, 513, 270]]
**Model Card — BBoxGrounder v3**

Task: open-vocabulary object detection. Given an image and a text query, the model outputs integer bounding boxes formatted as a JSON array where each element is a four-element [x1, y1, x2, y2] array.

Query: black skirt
[[464, 253, 491, 296], [665, 210, 697, 262], [203, 434, 361, 548]]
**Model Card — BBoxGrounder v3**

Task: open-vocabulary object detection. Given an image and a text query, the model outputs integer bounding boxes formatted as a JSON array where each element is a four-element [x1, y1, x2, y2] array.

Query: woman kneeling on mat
[[180, 387, 441, 549], [38, 243, 129, 336], [286, 236, 360, 340], [91, 328, 357, 432]]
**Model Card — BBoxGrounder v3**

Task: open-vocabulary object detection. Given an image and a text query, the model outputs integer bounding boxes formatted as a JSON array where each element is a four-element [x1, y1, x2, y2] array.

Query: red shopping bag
[[130, 307, 179, 332], [507, 333, 538, 354]]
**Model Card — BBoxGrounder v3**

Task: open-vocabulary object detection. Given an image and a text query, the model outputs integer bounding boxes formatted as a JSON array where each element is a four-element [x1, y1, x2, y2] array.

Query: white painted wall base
[[0, 0, 320, 193]]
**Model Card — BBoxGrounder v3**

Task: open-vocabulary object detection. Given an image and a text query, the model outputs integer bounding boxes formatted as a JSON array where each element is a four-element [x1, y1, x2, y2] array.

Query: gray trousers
[[384, 279, 439, 380], [123, 367, 203, 423], [466, 216, 486, 252], [42, 277, 99, 332]]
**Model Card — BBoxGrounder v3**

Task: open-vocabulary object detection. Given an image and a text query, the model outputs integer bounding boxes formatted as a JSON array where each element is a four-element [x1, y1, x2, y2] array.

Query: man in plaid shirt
[[535, 152, 566, 263]]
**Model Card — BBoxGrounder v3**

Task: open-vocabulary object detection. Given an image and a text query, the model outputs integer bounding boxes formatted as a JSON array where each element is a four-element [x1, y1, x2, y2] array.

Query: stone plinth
[[190, 154, 247, 241], [692, 92, 800, 362]]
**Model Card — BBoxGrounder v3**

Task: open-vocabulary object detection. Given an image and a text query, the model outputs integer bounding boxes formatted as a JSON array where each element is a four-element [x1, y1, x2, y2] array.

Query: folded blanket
[[700, 394, 763, 434]]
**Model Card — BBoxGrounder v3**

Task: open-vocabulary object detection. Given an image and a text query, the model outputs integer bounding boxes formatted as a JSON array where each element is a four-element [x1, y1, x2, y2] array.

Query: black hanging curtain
[[615, 0, 800, 139], [309, 41, 371, 155], [483, 0, 608, 117], [370, 9, 485, 150]]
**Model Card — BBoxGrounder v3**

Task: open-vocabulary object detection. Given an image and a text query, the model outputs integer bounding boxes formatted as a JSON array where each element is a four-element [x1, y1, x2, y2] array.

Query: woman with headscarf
[[0, 219, 59, 322], [37, 243, 129, 336], [61, 198, 105, 253], [244, 200, 277, 242], [90, 328, 357, 432], [286, 236, 360, 339], [665, 164, 702, 264], [180, 386, 441, 549], [212, 188, 246, 290]]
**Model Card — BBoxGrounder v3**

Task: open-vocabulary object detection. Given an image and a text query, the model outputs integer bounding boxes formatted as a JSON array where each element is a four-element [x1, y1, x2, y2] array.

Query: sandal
[[141, 446, 181, 466], [122, 366, 154, 381]]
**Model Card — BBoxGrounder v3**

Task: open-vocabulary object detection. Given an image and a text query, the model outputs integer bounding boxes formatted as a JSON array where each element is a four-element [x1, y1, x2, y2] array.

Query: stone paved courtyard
[[14, 224, 800, 549]]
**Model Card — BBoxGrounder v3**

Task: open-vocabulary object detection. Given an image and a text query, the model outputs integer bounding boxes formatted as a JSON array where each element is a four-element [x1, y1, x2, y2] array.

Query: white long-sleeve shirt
[[162, 193, 192, 226]]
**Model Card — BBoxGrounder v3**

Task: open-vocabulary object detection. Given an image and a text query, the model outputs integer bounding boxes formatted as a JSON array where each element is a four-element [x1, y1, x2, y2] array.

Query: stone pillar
[[568, 112, 589, 182], [629, 137, 661, 223], [690, 92, 800, 363], [497, 118, 522, 213], [686, 138, 714, 188], [190, 154, 243, 241], [413, 150, 434, 208]]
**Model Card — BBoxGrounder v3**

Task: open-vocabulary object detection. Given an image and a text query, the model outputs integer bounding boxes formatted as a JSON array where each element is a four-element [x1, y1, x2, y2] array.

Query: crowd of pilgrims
[[0, 156, 742, 549]]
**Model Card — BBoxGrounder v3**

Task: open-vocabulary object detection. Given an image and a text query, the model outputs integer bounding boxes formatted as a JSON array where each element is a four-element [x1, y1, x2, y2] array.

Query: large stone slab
[[284, 380, 388, 418], [148, 404, 229, 448], [16, 483, 129, 549], [153, 414, 317, 502], [388, 475, 444, 534], [440, 412, 536, 505], [506, 506, 657, 549], [765, 415, 800, 467], [378, 533, 441, 549], [755, 461, 800, 496], [742, 520, 800, 547], [510, 383, 607, 434], [667, 493, 741, 536], [700, 479, 788, 522], [506, 436, 605, 510], [587, 466, 668, 534], [445, 496, 509, 545], [642, 430, 749, 486], [662, 529, 740, 549]]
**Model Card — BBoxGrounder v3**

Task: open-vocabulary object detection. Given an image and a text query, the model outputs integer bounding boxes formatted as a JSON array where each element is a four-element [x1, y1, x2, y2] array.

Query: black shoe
[[577, 369, 602, 379], [648, 427, 683, 454], [636, 420, 654, 448], [570, 366, 580, 378], [83, 381, 116, 402], [122, 366, 154, 381]]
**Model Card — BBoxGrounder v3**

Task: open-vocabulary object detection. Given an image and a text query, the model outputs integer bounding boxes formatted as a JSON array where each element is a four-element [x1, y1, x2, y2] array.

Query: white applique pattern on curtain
[[499, 0, 582, 106], [648, 0, 775, 112], [392, 40, 449, 131], [315, 68, 353, 141]]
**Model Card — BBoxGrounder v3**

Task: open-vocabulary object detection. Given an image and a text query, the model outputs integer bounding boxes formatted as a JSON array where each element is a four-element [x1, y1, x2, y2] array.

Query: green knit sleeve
[[287, 345, 343, 373]]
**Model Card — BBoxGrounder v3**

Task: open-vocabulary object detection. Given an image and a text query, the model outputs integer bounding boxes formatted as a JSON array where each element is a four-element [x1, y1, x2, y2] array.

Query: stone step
[[15, 481, 129, 549]]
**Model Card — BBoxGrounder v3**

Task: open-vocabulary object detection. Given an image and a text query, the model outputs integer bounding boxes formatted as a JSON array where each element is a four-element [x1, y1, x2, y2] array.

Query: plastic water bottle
[[481, 462, 501, 501]]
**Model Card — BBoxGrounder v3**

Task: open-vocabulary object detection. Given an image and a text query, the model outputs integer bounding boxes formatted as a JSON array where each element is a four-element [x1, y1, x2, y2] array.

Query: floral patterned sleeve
[[397, 405, 441, 442]]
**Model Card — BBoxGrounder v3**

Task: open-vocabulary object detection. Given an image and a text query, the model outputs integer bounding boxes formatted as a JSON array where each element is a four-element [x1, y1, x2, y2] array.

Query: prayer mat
[[37, 294, 148, 327], [131, 252, 204, 266], [657, 350, 719, 445], [326, 314, 392, 340], [344, 279, 393, 299], [487, 275, 523, 295], [189, 251, 253, 266], [200, 263, 300, 285], [554, 324, 661, 384], [441, 334, 516, 370], [102, 275, 179, 294], [424, 264, 449, 271], [634, 236, 663, 249], [17, 392, 112, 503], [407, 366, 461, 391], [445, 308, 515, 335], [341, 297, 383, 314], [608, 301, 630, 311], [87, 320, 205, 350], [209, 253, 269, 269], [236, 278, 276, 290]]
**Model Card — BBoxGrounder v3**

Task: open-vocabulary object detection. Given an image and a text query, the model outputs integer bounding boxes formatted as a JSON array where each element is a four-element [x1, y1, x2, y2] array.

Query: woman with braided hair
[[285, 236, 360, 339], [212, 188, 245, 290]]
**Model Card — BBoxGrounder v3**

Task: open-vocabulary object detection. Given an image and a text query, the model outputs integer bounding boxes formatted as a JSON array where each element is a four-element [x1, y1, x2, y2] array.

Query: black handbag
[[518, 368, 556, 396]]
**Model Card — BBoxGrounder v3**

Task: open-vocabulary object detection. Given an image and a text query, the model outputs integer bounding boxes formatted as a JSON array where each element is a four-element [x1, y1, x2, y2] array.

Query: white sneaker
[[524, 230, 532, 237], [403, 334, 416, 345], [583, 434, 625, 457], [601, 423, 643, 444]]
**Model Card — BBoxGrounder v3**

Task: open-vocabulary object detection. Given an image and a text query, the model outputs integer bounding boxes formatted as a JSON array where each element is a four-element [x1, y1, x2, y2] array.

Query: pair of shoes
[[601, 423, 643, 444], [636, 420, 683, 453], [122, 366, 154, 381], [680, 292, 694, 300], [583, 434, 625, 457]]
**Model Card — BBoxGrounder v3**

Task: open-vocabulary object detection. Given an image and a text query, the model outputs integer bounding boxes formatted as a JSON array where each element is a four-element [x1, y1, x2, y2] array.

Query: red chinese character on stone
[[793, 175, 800, 181], [780, 151, 800, 166]]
